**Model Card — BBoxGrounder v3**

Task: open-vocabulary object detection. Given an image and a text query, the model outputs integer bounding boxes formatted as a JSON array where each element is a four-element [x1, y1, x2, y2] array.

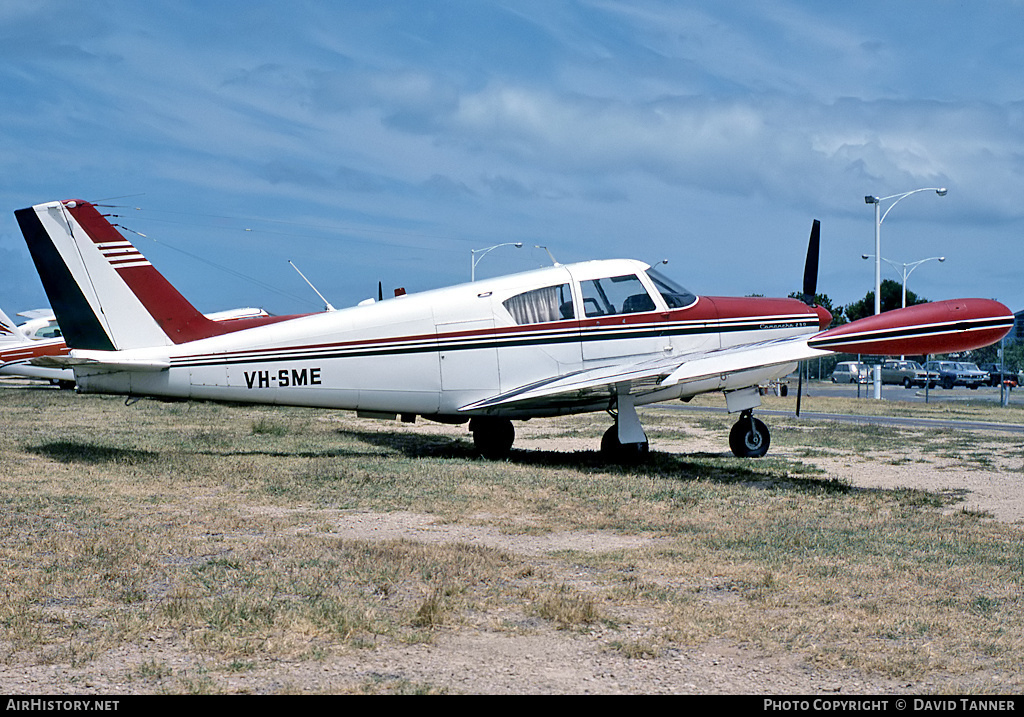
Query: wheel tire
[[600, 425, 649, 463], [902, 377, 912, 388], [942, 376, 955, 390], [470, 417, 515, 460], [729, 416, 770, 458]]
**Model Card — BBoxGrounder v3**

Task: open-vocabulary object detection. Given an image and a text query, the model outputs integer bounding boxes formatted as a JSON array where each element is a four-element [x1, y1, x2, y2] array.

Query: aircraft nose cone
[[815, 304, 832, 330]]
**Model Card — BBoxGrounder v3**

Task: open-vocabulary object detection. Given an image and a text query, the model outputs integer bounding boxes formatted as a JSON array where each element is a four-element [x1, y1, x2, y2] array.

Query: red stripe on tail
[[62, 201, 304, 344]]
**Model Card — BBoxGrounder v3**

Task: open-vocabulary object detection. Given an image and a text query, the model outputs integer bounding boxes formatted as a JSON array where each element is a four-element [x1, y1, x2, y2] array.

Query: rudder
[[15, 200, 229, 351]]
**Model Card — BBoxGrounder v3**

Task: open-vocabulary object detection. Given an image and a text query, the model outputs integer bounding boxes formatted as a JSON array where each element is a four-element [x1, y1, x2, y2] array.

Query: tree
[[1003, 343, 1024, 372], [843, 279, 928, 323]]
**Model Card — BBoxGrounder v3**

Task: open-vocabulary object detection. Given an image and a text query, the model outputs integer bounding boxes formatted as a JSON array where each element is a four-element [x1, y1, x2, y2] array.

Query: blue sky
[[2, 1, 1022, 320]]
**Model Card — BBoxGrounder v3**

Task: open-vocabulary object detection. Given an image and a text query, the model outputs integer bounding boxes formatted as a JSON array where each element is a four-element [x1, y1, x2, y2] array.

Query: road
[[802, 380, 1019, 405], [664, 381, 1024, 435]]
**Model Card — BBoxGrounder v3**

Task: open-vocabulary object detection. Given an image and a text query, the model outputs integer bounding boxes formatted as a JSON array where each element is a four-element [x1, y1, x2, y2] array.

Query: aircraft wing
[[458, 334, 828, 413], [458, 296, 1015, 414]]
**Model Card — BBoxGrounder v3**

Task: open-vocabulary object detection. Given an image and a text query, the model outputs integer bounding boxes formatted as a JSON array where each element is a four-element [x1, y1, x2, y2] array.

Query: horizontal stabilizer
[[31, 353, 170, 372]]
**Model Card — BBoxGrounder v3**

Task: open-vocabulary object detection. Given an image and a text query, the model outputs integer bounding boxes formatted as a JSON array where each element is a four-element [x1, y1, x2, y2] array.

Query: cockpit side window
[[580, 274, 655, 317], [503, 283, 574, 325], [647, 268, 697, 309]]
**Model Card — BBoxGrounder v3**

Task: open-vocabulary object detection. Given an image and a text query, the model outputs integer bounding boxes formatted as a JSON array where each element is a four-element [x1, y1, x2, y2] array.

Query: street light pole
[[862, 254, 946, 361], [860, 254, 946, 309], [863, 187, 948, 398], [471, 242, 523, 281]]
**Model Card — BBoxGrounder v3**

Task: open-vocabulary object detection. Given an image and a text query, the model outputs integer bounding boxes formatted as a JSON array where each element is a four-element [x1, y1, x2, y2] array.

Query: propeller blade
[[802, 219, 820, 305]]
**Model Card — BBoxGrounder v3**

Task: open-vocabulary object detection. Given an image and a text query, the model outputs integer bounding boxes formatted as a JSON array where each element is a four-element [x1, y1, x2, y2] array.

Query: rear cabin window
[[580, 274, 656, 317], [502, 283, 574, 325]]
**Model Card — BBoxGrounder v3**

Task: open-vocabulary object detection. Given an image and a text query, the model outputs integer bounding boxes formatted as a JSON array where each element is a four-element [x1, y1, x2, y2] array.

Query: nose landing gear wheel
[[729, 413, 770, 458]]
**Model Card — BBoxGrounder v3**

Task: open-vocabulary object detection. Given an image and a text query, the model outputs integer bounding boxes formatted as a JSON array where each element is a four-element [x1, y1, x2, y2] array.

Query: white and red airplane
[[0, 300, 272, 388], [0, 306, 73, 385], [14, 199, 1015, 460]]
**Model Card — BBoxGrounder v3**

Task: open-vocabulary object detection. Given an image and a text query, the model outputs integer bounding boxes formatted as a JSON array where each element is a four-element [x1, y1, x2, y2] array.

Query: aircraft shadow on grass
[[345, 428, 853, 495], [27, 433, 853, 496], [31, 440, 159, 466]]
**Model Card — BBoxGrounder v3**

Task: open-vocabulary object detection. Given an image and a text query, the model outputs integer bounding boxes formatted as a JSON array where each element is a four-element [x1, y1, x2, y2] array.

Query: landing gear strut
[[469, 416, 515, 460], [729, 410, 770, 458], [600, 388, 649, 463]]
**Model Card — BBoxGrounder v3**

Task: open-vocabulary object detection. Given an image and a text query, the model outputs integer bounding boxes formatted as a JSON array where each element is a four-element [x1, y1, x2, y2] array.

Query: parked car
[[922, 360, 986, 389], [880, 360, 928, 388], [977, 363, 1018, 387], [830, 361, 871, 384]]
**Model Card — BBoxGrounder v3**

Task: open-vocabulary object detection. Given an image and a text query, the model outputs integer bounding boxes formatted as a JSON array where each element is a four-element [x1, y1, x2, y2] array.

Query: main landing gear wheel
[[600, 425, 649, 463], [469, 417, 515, 460], [729, 412, 770, 458]]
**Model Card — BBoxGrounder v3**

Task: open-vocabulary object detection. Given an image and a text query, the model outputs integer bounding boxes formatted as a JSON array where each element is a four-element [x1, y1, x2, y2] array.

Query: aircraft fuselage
[[71, 259, 825, 419]]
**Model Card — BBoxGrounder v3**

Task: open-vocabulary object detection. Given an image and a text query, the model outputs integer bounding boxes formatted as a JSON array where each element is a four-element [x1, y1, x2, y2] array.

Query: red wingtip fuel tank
[[809, 299, 1015, 356]]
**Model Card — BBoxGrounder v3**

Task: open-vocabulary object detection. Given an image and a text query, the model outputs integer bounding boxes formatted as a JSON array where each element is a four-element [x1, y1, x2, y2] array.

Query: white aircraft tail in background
[[0, 305, 73, 384], [0, 300, 274, 388], [15, 199, 1015, 460]]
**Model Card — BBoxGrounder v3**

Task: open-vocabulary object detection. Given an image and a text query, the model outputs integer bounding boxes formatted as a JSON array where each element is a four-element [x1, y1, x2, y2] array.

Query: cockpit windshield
[[647, 268, 697, 309]]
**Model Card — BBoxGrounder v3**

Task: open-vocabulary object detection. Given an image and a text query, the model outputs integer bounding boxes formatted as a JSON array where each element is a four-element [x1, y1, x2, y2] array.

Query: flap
[[459, 334, 829, 413]]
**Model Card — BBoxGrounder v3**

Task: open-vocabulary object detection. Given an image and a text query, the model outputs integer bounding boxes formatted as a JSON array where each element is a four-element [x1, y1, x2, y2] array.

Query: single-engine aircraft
[[15, 199, 1015, 460]]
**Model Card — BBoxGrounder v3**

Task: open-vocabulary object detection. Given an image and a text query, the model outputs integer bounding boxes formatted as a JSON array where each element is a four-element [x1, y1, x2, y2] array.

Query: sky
[[2, 1, 1023, 321]]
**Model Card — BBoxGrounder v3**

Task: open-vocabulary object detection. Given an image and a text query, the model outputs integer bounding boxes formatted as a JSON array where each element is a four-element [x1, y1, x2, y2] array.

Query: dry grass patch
[[1, 384, 1022, 693]]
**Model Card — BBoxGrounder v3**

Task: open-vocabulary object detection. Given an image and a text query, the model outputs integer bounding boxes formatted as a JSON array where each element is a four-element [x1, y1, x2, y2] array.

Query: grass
[[0, 381, 1022, 693]]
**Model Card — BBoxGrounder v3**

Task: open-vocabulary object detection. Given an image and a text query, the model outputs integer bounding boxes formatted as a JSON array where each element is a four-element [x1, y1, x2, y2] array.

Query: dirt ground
[[2, 410, 1021, 695]]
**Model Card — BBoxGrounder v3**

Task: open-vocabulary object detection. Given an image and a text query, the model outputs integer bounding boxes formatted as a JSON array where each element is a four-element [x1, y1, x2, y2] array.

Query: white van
[[830, 361, 871, 383]]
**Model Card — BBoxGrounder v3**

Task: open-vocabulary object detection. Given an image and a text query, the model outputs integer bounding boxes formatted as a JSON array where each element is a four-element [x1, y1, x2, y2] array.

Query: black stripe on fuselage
[[163, 316, 815, 369], [15, 207, 115, 351]]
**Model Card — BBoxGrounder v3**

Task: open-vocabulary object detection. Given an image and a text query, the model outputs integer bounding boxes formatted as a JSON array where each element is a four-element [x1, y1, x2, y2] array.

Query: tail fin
[[0, 307, 29, 344], [15, 200, 235, 351]]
